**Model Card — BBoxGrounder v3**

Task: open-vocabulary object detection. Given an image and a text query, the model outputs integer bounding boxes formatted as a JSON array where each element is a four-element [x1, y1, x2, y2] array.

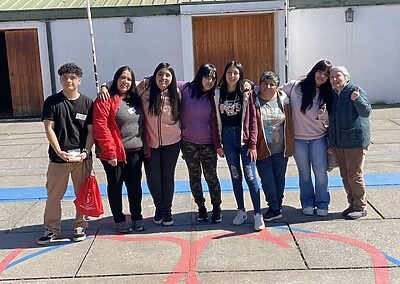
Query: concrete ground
[[0, 105, 399, 283]]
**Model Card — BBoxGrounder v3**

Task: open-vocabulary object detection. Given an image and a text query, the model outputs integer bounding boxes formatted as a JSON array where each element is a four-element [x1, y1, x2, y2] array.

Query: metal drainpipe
[[45, 20, 56, 94]]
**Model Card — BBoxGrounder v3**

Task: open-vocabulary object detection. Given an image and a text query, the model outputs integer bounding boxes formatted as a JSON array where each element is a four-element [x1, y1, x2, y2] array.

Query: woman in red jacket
[[93, 66, 144, 233]]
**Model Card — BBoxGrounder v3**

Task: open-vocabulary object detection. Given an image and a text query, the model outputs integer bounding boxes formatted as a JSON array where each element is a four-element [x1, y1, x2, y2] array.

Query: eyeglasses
[[316, 70, 329, 77]]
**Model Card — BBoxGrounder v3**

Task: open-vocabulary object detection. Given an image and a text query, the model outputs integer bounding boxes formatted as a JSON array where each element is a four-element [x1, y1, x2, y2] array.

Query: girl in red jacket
[[93, 66, 144, 233]]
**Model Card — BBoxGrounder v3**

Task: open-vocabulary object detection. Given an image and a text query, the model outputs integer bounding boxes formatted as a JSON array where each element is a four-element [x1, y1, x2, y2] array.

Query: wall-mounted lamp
[[345, 8, 354, 23], [124, 17, 133, 33]]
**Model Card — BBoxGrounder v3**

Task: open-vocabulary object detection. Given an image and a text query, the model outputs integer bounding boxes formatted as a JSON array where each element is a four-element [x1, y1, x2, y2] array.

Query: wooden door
[[193, 14, 275, 84], [5, 29, 44, 117]]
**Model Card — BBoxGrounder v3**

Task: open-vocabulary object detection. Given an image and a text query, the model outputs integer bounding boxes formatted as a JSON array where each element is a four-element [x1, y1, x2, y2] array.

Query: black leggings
[[101, 150, 143, 223], [144, 141, 181, 214]]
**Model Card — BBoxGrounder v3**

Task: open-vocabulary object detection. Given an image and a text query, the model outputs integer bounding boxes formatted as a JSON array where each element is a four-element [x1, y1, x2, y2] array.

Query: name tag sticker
[[67, 149, 81, 157], [128, 107, 135, 114], [76, 113, 87, 120]]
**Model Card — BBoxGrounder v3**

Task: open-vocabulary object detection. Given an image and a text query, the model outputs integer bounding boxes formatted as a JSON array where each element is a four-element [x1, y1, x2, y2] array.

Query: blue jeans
[[256, 153, 288, 211], [293, 136, 330, 209], [222, 126, 261, 214]]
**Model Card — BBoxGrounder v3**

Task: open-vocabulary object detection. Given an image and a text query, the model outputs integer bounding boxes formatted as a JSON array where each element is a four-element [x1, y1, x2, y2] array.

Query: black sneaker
[[153, 209, 164, 224], [73, 227, 86, 242], [117, 221, 132, 234], [263, 208, 283, 221], [132, 220, 145, 232], [342, 205, 353, 217], [197, 206, 209, 222], [210, 206, 222, 223], [37, 229, 58, 245], [162, 211, 174, 226]]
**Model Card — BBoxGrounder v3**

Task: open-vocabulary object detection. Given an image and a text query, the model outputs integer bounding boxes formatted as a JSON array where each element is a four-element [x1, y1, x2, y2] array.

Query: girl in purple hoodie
[[180, 64, 223, 224]]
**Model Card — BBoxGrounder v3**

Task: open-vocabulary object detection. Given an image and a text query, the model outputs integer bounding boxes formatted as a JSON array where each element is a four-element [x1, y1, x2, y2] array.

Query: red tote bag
[[74, 171, 104, 218]]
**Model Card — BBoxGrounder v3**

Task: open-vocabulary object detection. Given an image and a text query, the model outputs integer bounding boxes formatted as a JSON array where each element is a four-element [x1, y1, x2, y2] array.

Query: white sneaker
[[302, 207, 314, 216], [316, 209, 328, 217], [233, 209, 247, 225], [254, 213, 265, 231], [347, 209, 367, 219]]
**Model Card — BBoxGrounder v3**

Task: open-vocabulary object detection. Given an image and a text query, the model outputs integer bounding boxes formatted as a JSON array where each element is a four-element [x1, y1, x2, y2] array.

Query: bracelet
[[81, 149, 89, 155]]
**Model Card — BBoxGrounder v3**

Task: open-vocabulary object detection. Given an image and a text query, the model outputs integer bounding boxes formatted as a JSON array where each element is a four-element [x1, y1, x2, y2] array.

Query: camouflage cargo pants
[[181, 140, 222, 208]]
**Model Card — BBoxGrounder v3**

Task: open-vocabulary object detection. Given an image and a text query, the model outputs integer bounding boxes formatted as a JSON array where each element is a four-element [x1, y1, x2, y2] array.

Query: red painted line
[[99, 231, 242, 284], [0, 248, 24, 274], [2, 228, 379, 284], [99, 229, 391, 284], [185, 232, 232, 284], [244, 228, 292, 248], [0, 239, 35, 275], [293, 232, 390, 284], [98, 234, 191, 284]]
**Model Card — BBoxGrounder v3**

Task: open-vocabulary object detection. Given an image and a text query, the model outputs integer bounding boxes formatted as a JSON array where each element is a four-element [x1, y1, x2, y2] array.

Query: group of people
[[37, 59, 371, 245]]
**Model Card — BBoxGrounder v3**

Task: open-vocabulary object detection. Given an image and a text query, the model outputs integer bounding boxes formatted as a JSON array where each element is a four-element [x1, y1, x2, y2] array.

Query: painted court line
[[0, 173, 399, 202], [1, 228, 399, 283]]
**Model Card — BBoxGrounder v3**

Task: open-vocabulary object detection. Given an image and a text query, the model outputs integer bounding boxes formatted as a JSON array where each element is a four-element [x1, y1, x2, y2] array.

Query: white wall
[[288, 4, 400, 103], [50, 15, 183, 99], [2, 3, 399, 104]]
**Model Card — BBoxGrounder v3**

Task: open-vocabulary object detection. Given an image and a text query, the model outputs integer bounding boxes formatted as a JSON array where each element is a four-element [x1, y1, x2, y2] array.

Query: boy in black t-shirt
[[37, 63, 94, 245]]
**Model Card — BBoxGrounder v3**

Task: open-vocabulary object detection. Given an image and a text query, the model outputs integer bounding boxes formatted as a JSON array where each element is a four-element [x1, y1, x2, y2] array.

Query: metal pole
[[86, 0, 100, 93], [45, 20, 56, 94], [284, 0, 289, 83]]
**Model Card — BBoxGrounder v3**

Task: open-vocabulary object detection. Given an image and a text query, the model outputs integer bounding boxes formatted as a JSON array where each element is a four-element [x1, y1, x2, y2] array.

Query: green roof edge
[[0, 5, 181, 22]]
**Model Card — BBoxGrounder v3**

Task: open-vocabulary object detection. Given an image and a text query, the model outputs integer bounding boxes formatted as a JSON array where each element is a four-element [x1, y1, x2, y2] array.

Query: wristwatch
[[81, 149, 89, 155]]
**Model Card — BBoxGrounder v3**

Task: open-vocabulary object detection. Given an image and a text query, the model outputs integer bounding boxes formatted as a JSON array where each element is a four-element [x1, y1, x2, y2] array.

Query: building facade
[[0, 0, 399, 117]]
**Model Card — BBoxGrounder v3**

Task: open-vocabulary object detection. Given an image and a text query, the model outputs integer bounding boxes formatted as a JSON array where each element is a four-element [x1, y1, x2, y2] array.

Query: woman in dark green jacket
[[328, 66, 371, 220]]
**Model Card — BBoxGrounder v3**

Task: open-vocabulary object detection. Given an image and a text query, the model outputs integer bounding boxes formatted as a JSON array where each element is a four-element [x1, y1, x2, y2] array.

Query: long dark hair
[[109, 66, 140, 106], [299, 60, 332, 113], [219, 61, 245, 98], [148, 62, 180, 121], [190, 63, 217, 99]]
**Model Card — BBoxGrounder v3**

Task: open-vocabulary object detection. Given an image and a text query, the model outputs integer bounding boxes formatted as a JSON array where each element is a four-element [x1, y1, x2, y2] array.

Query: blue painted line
[[271, 225, 315, 234], [0, 173, 399, 202], [384, 252, 400, 267], [5, 236, 95, 271], [6, 242, 72, 269]]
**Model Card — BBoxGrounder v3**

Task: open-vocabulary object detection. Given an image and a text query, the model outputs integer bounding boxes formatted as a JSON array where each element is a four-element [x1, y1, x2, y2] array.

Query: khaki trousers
[[333, 148, 367, 210], [43, 160, 92, 234]]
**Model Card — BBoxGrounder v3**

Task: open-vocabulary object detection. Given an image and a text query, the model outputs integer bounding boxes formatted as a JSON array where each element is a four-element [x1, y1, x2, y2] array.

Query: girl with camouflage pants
[[180, 64, 223, 223]]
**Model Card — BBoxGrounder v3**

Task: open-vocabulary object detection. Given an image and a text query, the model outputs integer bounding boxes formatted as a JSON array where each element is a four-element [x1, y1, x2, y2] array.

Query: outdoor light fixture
[[345, 8, 354, 22], [124, 17, 133, 33]]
